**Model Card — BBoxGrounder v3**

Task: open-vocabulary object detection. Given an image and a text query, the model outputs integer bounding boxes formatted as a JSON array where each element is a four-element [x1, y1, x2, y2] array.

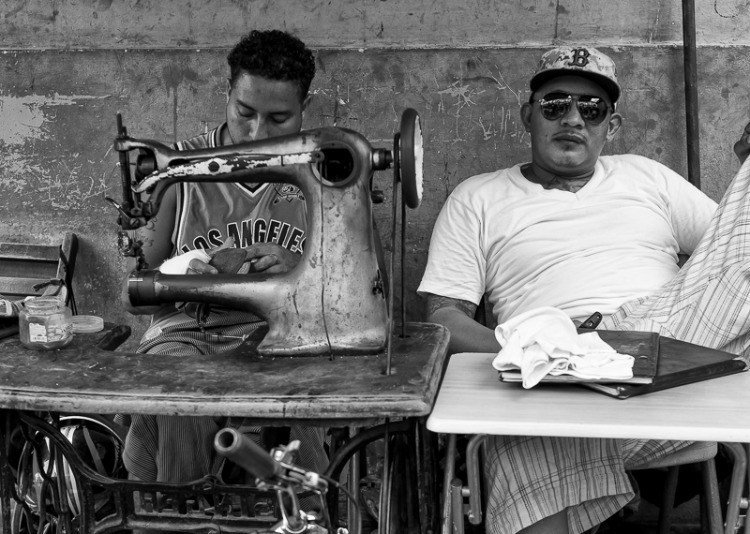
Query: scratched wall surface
[[1, 1, 749, 346], [1, 0, 749, 48]]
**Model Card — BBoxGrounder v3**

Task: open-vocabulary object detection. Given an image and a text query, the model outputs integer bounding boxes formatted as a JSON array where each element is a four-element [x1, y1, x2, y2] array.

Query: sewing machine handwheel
[[398, 108, 423, 209]]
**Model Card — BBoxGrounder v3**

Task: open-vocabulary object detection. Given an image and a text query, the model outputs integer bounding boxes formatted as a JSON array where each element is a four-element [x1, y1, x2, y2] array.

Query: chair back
[[0, 232, 78, 312]]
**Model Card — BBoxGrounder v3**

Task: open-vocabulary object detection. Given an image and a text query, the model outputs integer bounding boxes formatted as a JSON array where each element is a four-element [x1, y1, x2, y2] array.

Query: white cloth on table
[[157, 249, 211, 275], [491, 306, 634, 388]]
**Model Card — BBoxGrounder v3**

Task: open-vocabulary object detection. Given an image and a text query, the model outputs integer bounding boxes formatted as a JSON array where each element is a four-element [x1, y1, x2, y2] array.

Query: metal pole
[[682, 0, 701, 189], [400, 199, 406, 338]]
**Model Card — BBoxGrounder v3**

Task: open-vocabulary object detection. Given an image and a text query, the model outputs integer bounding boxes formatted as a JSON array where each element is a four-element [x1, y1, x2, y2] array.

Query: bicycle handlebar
[[214, 427, 282, 481], [214, 427, 337, 534]]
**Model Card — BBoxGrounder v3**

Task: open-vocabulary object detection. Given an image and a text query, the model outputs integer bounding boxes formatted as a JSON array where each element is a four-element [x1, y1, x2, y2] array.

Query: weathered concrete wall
[[2, 0, 749, 48], [1, 1, 749, 347]]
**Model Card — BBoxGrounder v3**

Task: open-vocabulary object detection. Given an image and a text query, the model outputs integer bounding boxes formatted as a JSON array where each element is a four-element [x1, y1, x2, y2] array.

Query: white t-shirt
[[417, 154, 718, 324]]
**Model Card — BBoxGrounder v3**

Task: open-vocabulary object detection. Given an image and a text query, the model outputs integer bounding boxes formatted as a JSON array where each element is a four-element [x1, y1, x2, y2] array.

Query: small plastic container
[[71, 315, 104, 334], [19, 297, 74, 350]]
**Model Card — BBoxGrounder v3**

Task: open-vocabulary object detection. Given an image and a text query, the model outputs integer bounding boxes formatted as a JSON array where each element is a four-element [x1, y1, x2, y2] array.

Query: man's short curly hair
[[227, 30, 315, 102]]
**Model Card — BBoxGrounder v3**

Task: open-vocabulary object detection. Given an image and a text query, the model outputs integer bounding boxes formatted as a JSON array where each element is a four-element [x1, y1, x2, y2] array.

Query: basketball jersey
[[142, 125, 307, 340], [172, 125, 307, 255]]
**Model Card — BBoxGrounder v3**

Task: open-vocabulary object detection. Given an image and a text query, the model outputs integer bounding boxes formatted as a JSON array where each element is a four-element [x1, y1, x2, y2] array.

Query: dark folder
[[584, 336, 748, 399]]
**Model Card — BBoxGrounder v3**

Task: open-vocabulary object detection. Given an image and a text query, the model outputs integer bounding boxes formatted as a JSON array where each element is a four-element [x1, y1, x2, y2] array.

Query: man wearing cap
[[419, 45, 750, 533]]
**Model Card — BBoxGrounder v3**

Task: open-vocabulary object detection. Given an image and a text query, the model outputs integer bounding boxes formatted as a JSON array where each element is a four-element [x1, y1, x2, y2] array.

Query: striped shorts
[[486, 158, 750, 534]]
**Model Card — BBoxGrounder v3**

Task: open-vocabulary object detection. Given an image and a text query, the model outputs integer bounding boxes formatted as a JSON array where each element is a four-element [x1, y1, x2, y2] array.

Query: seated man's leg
[[123, 315, 263, 482], [603, 157, 750, 357], [125, 414, 220, 482], [125, 316, 330, 483], [290, 425, 329, 473], [484, 435, 692, 534], [124, 413, 218, 534]]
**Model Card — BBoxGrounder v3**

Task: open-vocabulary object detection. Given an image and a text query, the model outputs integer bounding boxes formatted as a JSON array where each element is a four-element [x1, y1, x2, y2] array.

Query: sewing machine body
[[114, 124, 400, 356]]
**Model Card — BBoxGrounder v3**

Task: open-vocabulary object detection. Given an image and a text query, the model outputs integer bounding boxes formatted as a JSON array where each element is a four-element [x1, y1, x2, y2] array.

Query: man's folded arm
[[425, 293, 501, 354]]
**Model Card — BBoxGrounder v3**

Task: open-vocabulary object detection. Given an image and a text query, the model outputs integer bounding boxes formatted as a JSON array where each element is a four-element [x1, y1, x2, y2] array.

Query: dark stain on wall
[[162, 64, 202, 142]]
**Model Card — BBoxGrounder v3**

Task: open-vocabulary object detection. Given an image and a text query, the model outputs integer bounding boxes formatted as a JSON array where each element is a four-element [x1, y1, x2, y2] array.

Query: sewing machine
[[108, 109, 423, 357]]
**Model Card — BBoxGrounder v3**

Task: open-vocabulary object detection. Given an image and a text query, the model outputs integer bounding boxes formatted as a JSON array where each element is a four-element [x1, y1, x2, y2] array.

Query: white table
[[426, 352, 750, 534], [427, 352, 750, 441]]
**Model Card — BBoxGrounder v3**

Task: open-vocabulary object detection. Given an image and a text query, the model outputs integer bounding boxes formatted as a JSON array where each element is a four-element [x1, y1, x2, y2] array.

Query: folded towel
[[491, 306, 634, 388]]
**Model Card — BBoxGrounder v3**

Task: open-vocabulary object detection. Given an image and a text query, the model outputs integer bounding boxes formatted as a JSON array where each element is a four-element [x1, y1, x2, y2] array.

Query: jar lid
[[72, 315, 104, 334], [24, 296, 64, 311]]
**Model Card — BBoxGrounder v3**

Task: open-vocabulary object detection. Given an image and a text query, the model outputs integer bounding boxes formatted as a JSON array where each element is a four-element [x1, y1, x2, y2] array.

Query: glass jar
[[19, 297, 73, 350]]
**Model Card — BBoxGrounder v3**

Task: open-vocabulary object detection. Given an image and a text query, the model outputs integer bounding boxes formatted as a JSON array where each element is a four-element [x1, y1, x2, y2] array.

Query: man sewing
[[418, 45, 750, 534], [121, 29, 326, 486]]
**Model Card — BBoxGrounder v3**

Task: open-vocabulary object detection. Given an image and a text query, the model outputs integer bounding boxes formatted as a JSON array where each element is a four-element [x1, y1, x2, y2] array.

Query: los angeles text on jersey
[[179, 218, 306, 253]]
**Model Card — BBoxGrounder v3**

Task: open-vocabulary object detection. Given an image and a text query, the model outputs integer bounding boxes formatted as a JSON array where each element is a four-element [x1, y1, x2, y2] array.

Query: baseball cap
[[530, 46, 621, 104]]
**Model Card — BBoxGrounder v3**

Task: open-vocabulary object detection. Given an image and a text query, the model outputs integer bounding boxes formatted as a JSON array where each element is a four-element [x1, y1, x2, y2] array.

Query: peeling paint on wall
[[0, 92, 110, 145], [0, 94, 50, 146], [0, 92, 113, 211]]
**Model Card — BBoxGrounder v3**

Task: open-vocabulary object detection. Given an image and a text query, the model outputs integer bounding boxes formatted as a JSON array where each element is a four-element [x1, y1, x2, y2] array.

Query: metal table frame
[[0, 321, 449, 534], [427, 352, 750, 534]]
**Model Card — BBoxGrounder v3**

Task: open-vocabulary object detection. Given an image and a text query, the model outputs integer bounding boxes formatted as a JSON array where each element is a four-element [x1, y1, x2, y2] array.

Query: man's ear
[[302, 94, 312, 113], [606, 112, 623, 141], [520, 102, 533, 132], [225, 79, 232, 104]]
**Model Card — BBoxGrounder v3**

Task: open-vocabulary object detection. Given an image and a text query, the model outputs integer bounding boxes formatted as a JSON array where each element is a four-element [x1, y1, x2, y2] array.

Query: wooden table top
[[426, 352, 750, 442], [0, 322, 449, 423]]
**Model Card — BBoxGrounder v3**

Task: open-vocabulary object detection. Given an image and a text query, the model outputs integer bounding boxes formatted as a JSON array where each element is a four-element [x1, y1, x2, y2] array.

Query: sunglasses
[[534, 92, 612, 125]]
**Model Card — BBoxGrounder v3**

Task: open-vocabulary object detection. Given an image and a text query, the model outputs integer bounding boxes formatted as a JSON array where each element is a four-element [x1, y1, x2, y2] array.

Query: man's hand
[[734, 120, 750, 165], [243, 243, 301, 274], [185, 239, 237, 275], [157, 240, 300, 276], [186, 257, 218, 274]]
